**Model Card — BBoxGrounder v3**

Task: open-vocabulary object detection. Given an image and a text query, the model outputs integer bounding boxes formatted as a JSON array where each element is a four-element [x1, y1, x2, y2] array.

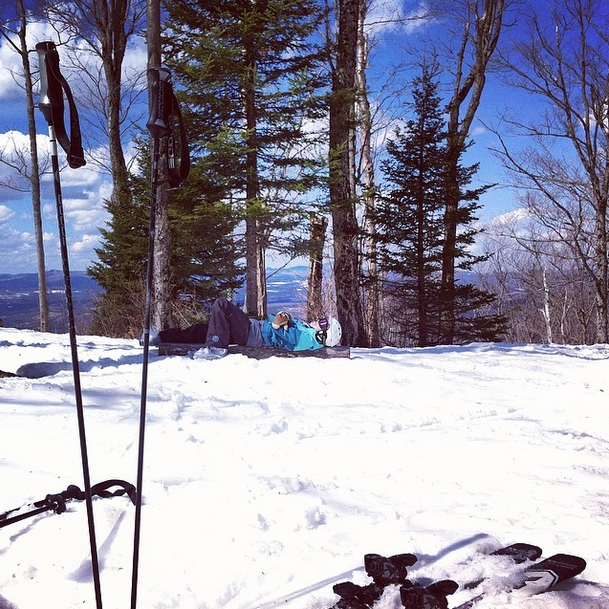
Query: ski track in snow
[[0, 330, 608, 608]]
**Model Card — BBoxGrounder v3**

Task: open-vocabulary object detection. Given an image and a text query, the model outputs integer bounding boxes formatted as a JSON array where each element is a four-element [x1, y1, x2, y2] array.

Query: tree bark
[[243, 23, 266, 318], [15, 0, 49, 331], [329, 0, 366, 347], [356, 2, 380, 347], [147, 0, 172, 329], [306, 214, 328, 320]]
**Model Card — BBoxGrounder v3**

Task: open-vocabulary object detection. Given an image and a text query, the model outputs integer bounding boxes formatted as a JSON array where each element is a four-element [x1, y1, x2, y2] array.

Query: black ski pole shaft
[[37, 41, 103, 609], [130, 137, 158, 609], [52, 142, 102, 609], [131, 66, 170, 609]]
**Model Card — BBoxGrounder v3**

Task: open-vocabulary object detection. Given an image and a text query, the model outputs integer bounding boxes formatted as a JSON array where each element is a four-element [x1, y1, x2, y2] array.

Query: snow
[[0, 327, 608, 609]]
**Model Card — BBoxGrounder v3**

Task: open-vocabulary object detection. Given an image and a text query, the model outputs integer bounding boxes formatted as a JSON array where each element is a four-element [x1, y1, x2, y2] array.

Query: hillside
[[0, 267, 310, 332], [0, 331, 607, 608]]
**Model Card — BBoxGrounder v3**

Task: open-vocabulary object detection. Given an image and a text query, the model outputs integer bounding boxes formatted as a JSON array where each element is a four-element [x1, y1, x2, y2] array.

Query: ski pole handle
[[36, 41, 56, 125], [147, 67, 172, 139]]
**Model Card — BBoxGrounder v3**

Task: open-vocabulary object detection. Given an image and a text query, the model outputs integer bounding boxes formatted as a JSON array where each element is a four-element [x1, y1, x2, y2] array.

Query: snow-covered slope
[[0, 329, 608, 608]]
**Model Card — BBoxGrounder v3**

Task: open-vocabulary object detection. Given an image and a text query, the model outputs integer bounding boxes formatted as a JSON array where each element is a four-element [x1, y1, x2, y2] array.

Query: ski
[[421, 552, 586, 609], [399, 542, 542, 609], [514, 552, 587, 596]]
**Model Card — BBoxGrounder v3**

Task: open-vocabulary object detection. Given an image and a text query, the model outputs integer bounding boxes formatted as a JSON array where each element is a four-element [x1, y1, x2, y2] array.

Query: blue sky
[[0, 0, 527, 276], [0, 17, 145, 275]]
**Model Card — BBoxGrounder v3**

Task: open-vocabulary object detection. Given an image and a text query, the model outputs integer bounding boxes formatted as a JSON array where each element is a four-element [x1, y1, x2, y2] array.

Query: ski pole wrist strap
[[147, 67, 190, 188], [36, 41, 86, 169]]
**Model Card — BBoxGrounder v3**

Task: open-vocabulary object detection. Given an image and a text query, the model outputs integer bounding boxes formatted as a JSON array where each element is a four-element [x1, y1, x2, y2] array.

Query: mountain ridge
[[0, 267, 310, 332]]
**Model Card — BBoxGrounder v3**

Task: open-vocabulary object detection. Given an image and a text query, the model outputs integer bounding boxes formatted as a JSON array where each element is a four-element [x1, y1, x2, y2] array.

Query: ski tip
[[530, 553, 587, 576], [493, 543, 543, 562]]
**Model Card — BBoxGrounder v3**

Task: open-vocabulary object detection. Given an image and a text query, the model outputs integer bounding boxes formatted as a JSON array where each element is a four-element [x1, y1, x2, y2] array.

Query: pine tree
[[376, 62, 505, 346], [448, 161, 507, 344], [88, 137, 242, 336], [376, 63, 446, 346], [87, 163, 149, 336], [164, 0, 327, 317]]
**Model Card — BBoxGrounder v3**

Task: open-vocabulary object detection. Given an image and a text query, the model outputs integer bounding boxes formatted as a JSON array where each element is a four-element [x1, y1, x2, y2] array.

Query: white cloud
[[0, 15, 148, 274], [0, 49, 23, 101], [365, 0, 431, 36], [0, 129, 30, 151], [483, 207, 530, 229], [0, 204, 16, 223], [0, 224, 40, 272], [0, 20, 63, 101], [0, 126, 114, 272]]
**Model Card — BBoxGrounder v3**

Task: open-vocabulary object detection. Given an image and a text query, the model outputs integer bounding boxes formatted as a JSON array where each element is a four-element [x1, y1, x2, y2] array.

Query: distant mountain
[[0, 271, 102, 332], [235, 266, 310, 318], [0, 267, 310, 332]]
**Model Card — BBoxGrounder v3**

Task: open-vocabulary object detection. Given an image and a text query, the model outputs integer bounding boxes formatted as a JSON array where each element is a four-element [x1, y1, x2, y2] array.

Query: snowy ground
[[0, 327, 608, 609]]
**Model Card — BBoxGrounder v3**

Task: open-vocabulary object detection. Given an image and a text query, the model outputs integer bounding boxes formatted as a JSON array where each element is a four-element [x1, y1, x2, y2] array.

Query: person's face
[[310, 320, 322, 331]]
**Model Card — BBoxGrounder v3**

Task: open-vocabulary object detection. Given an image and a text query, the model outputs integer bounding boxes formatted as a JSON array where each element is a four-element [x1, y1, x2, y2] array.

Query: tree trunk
[[306, 214, 328, 320], [593, 198, 608, 342], [152, 147, 172, 330], [329, 0, 366, 347], [539, 263, 553, 344], [147, 0, 172, 329], [441, 0, 505, 343], [95, 0, 132, 208], [243, 35, 266, 318], [440, 141, 461, 343], [16, 0, 49, 331], [416, 186, 428, 347], [356, 3, 379, 347]]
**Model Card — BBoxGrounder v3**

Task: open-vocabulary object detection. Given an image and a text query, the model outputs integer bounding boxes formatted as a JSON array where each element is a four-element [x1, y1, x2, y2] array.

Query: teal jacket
[[261, 316, 324, 351]]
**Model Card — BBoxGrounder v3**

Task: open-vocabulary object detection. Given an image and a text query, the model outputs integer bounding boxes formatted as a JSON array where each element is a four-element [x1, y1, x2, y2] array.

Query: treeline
[[2, 0, 609, 346]]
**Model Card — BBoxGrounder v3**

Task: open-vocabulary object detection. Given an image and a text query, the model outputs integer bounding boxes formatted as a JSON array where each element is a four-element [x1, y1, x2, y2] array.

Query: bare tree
[[43, 0, 146, 204], [324, 0, 433, 346], [0, 2, 50, 331], [356, 0, 380, 347], [434, 0, 508, 343], [480, 204, 598, 344], [41, 0, 166, 325], [493, 0, 609, 342]]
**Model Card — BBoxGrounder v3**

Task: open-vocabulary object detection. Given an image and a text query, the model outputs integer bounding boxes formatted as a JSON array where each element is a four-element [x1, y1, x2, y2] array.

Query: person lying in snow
[[148, 297, 342, 359]]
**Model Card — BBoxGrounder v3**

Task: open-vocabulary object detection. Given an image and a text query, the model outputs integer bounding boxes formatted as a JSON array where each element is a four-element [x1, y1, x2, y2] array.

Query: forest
[[1, 0, 608, 347]]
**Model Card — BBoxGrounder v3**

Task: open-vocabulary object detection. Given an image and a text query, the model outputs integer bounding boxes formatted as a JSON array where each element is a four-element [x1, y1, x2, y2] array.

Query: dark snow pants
[[158, 298, 250, 347], [205, 297, 250, 348]]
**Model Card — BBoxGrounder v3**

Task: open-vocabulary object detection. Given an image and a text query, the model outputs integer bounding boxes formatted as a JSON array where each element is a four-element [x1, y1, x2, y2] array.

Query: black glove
[[399, 580, 459, 609]]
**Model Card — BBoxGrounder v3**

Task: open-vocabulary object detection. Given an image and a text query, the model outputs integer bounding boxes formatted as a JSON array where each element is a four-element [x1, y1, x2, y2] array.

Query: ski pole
[[130, 66, 172, 609], [36, 41, 102, 609]]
